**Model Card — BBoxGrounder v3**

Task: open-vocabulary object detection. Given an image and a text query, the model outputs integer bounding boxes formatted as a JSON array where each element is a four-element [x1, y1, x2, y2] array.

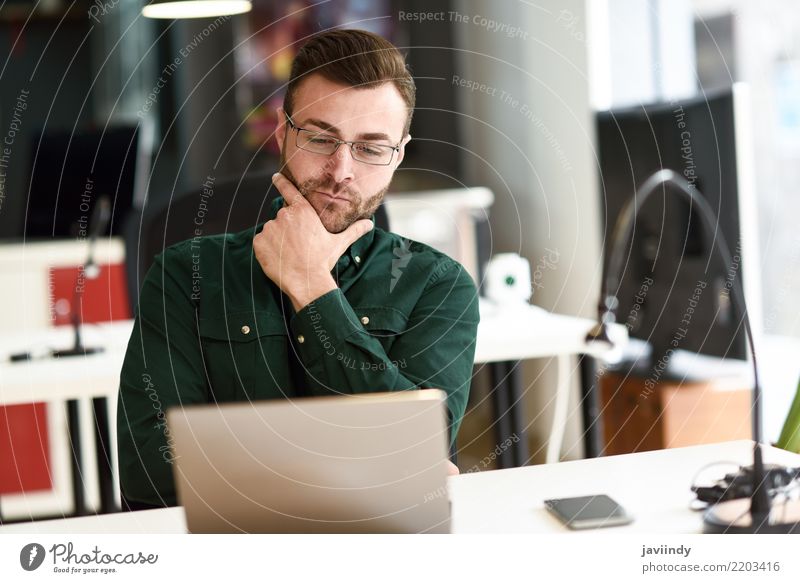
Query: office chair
[[123, 169, 390, 311]]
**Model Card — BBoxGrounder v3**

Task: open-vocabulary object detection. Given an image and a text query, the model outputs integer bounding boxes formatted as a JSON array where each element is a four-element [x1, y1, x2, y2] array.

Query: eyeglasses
[[284, 113, 401, 166]]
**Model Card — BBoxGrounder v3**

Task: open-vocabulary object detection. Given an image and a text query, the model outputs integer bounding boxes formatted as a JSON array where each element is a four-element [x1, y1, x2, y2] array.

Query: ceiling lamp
[[142, 0, 252, 19]]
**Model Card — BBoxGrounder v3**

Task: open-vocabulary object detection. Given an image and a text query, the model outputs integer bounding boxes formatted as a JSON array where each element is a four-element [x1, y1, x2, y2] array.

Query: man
[[117, 29, 480, 508]]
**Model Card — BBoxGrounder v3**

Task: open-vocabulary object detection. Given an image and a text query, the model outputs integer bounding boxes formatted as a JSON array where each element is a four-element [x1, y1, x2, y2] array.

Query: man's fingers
[[336, 218, 373, 251], [272, 173, 305, 206]]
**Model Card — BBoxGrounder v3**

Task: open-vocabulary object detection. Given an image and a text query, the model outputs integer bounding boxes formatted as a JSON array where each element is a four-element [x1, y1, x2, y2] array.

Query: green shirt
[[117, 196, 480, 507]]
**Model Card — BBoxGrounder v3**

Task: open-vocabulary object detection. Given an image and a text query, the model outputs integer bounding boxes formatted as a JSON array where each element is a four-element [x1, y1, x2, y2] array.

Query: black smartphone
[[543, 494, 634, 530]]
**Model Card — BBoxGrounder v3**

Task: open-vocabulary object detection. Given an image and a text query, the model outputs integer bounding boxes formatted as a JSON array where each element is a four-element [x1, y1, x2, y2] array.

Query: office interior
[[1, 0, 800, 530]]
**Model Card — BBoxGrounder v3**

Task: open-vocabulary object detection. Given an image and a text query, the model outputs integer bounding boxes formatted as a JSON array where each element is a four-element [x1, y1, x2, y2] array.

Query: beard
[[279, 148, 389, 234]]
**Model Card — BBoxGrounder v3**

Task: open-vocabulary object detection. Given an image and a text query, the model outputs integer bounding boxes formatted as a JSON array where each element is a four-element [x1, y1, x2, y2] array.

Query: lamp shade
[[142, 0, 251, 19]]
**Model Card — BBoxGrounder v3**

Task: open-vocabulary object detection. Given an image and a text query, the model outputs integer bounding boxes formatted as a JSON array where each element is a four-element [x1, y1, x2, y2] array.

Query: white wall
[[453, 0, 601, 461]]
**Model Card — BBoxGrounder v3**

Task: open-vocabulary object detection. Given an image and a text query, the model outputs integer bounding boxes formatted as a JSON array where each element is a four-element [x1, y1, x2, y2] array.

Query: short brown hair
[[284, 29, 416, 137]]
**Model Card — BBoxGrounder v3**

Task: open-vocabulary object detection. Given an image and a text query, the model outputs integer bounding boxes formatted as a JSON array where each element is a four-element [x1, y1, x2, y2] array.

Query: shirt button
[[297, 334, 305, 344], [354, 255, 361, 265], [360, 316, 370, 326], [241, 325, 251, 335]]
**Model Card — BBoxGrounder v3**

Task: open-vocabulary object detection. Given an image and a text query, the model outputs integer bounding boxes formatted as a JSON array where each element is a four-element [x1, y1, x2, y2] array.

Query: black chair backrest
[[124, 170, 389, 311]]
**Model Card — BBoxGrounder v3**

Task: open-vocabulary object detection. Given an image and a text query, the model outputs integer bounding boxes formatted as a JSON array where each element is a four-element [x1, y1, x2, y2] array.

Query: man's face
[[275, 74, 410, 233]]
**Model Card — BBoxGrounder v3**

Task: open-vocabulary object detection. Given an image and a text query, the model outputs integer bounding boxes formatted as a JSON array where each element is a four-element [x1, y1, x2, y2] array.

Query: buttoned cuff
[[289, 289, 364, 365]]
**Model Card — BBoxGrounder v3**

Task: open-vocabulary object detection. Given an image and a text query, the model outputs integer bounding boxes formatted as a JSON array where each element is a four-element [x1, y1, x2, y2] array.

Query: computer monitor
[[595, 84, 761, 367], [25, 124, 144, 239]]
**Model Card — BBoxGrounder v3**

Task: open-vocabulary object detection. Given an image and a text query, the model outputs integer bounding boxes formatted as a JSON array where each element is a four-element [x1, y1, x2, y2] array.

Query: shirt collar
[[268, 195, 375, 266]]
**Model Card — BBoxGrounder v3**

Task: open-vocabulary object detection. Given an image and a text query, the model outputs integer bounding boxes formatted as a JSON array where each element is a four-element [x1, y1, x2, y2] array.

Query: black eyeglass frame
[[284, 112, 402, 166]]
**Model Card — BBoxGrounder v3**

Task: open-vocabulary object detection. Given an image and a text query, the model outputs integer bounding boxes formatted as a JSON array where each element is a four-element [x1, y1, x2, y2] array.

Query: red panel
[[0, 403, 52, 495], [49, 263, 131, 326]]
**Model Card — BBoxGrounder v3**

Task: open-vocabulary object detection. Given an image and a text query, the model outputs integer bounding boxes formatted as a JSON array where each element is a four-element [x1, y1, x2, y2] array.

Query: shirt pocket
[[198, 310, 291, 402], [350, 306, 409, 355]]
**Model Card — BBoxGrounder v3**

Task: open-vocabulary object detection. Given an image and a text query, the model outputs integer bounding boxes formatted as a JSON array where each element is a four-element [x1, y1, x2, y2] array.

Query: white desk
[[475, 301, 624, 363], [450, 440, 800, 533], [2, 441, 796, 534], [0, 322, 132, 405]]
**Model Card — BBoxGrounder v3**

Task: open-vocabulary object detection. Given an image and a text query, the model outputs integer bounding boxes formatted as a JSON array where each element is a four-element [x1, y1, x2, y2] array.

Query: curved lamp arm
[[587, 168, 769, 517]]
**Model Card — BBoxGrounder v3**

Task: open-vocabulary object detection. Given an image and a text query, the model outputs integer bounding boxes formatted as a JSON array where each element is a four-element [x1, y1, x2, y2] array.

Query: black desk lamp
[[586, 169, 799, 533], [52, 196, 111, 359]]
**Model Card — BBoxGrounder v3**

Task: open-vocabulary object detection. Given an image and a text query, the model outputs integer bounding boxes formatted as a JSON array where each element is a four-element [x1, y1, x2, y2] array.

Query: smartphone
[[543, 494, 633, 530]]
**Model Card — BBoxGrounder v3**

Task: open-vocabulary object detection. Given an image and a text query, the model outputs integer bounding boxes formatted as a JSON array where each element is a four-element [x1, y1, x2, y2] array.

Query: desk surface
[[3, 441, 795, 534], [0, 321, 133, 405], [474, 301, 625, 363]]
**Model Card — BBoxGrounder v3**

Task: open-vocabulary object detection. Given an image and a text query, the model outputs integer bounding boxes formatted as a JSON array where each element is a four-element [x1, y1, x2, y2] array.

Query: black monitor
[[596, 85, 760, 367], [25, 124, 142, 239]]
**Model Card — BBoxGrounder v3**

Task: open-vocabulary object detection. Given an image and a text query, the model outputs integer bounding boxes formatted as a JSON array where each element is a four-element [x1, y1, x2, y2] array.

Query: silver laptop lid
[[167, 389, 451, 533]]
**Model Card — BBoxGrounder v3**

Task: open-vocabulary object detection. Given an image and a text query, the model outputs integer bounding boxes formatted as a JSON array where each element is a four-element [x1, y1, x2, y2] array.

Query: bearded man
[[117, 29, 479, 509]]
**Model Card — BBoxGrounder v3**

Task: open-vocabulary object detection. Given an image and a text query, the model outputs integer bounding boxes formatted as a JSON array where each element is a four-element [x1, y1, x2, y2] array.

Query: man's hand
[[447, 460, 460, 476], [253, 173, 373, 311]]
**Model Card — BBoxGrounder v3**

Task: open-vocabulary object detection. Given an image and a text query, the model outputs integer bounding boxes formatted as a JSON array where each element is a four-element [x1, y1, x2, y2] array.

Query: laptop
[[167, 389, 452, 533]]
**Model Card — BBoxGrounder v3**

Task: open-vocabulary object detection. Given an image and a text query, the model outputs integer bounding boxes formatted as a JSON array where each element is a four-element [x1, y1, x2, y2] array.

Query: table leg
[[489, 362, 512, 468], [92, 397, 116, 513], [506, 361, 530, 466], [545, 354, 572, 464], [66, 399, 87, 516], [489, 361, 529, 468], [579, 354, 603, 458]]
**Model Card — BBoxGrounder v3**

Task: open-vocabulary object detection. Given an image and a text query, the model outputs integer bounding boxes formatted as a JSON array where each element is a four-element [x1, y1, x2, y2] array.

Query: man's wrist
[[286, 273, 338, 311]]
